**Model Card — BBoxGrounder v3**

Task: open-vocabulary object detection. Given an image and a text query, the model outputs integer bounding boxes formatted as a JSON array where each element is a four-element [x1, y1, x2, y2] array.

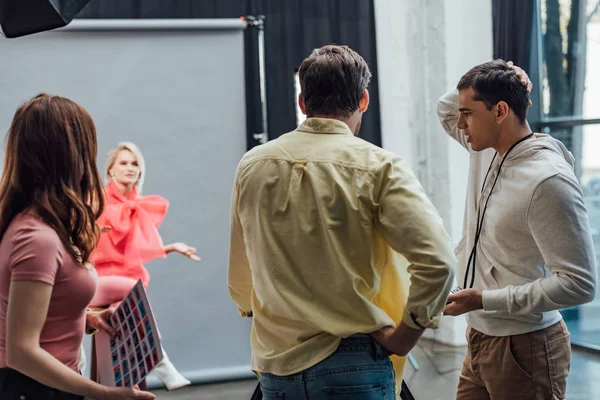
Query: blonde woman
[[89, 142, 198, 391]]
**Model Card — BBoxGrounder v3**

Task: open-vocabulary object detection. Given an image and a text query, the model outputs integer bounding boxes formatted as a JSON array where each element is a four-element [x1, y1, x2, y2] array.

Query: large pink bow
[[93, 182, 169, 266]]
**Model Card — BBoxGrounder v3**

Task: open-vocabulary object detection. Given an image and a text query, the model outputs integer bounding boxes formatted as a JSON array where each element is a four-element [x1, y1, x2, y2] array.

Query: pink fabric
[[89, 276, 140, 308], [0, 214, 98, 371], [91, 181, 169, 288]]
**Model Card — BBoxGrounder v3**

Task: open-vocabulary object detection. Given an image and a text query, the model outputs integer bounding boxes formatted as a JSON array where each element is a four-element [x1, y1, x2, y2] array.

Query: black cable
[[463, 133, 534, 289], [463, 154, 496, 289]]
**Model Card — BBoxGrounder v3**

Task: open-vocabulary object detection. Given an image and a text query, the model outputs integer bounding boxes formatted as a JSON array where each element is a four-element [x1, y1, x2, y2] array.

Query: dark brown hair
[[298, 45, 372, 118], [0, 94, 105, 264], [457, 59, 529, 124]]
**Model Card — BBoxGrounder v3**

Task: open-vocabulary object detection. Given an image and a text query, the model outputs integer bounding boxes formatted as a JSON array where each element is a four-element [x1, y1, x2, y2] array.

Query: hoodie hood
[[505, 133, 575, 168]]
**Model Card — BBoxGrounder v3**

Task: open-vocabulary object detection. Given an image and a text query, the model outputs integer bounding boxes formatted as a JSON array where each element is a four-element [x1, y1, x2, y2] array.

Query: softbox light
[[0, 0, 91, 38]]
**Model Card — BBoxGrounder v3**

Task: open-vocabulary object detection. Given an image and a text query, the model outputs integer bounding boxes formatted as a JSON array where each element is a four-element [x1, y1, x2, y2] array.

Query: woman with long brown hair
[[0, 94, 155, 400]]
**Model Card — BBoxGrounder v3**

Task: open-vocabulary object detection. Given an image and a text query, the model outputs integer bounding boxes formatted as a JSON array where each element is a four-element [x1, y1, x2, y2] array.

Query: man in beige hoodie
[[438, 60, 597, 400]]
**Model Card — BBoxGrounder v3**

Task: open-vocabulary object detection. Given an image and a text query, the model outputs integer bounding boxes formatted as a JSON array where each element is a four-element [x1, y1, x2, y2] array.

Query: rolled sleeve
[[374, 155, 456, 329]]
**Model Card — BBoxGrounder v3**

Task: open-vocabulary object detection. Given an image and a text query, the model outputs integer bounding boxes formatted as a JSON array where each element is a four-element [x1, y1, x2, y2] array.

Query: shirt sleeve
[[9, 225, 63, 285], [374, 155, 457, 329], [227, 165, 254, 317], [437, 89, 473, 153], [483, 174, 597, 313]]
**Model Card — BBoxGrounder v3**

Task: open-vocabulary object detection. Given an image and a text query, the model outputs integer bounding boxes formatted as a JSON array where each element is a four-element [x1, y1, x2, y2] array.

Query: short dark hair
[[457, 59, 529, 124], [298, 45, 372, 118]]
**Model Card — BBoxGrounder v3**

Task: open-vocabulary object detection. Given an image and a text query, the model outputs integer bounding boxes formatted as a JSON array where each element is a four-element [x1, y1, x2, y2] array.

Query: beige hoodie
[[437, 89, 597, 336]]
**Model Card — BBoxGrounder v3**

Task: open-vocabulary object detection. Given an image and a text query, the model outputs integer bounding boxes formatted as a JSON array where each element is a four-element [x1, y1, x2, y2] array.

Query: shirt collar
[[296, 118, 354, 136]]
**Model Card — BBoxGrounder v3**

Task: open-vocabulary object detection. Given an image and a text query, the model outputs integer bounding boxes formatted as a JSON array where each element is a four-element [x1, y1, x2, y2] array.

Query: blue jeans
[[259, 334, 396, 399]]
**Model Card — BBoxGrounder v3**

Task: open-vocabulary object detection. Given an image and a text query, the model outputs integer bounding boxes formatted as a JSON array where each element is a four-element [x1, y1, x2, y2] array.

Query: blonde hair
[[105, 142, 146, 193]]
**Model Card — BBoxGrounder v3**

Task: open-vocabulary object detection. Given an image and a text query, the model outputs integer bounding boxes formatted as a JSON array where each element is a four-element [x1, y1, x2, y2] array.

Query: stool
[[88, 306, 147, 391]]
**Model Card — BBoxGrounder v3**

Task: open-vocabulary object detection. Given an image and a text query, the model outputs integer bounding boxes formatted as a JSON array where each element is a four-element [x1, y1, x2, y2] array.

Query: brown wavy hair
[[0, 94, 105, 265]]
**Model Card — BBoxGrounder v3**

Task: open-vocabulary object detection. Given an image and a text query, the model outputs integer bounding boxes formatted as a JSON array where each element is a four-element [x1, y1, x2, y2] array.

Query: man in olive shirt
[[228, 45, 456, 399]]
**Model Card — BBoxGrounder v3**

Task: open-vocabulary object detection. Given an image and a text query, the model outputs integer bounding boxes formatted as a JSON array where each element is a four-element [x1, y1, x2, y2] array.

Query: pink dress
[[90, 182, 169, 306]]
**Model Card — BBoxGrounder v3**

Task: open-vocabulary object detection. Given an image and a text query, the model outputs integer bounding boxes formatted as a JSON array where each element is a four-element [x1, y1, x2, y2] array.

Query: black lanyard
[[463, 133, 534, 289]]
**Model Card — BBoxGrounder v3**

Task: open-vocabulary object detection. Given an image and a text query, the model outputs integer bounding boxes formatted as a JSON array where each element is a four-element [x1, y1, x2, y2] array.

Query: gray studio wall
[[0, 19, 252, 386]]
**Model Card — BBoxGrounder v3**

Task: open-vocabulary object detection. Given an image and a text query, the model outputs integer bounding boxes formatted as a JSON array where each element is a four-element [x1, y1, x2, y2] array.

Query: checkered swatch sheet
[[95, 280, 164, 388]]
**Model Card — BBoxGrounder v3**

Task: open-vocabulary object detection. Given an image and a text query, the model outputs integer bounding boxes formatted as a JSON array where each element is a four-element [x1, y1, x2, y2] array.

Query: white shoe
[[78, 344, 86, 374], [153, 348, 191, 391]]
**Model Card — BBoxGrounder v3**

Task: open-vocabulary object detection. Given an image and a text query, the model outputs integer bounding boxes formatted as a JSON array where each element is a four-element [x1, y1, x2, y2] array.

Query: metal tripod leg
[[407, 352, 419, 371]]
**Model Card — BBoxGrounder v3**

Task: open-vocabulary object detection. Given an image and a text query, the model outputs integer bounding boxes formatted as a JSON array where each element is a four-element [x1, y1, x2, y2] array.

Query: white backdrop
[[0, 19, 253, 387]]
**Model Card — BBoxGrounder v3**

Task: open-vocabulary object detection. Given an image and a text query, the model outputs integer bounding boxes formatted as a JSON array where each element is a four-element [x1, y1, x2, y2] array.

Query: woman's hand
[[99, 386, 156, 400], [165, 242, 201, 261], [85, 308, 117, 336]]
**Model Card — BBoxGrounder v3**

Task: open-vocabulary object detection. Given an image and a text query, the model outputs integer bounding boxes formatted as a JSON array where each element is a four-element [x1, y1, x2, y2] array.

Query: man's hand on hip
[[370, 322, 424, 357]]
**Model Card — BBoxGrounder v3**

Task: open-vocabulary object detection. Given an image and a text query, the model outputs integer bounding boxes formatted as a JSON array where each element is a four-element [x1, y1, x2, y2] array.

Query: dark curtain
[[493, 0, 539, 128], [492, 0, 535, 69], [75, 0, 382, 149]]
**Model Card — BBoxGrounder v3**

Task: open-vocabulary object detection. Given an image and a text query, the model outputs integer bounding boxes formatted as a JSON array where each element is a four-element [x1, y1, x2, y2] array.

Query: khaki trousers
[[457, 320, 571, 400]]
